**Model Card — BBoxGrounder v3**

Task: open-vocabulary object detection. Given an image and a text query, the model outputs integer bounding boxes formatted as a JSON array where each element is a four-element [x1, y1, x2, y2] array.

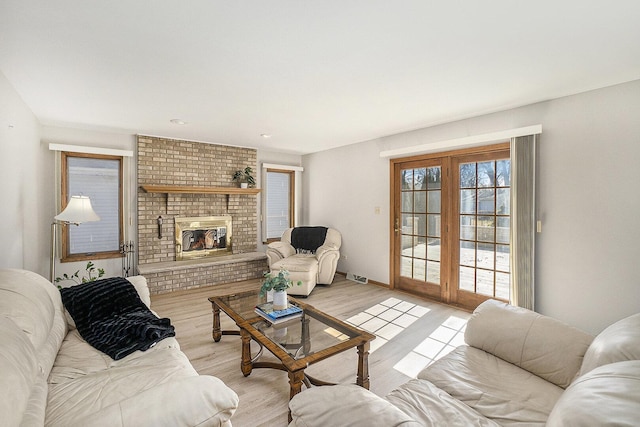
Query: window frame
[[263, 168, 295, 243], [60, 151, 124, 262]]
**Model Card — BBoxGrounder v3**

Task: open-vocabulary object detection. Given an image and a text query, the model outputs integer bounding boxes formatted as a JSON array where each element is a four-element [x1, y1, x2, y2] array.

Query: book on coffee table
[[255, 302, 302, 324]]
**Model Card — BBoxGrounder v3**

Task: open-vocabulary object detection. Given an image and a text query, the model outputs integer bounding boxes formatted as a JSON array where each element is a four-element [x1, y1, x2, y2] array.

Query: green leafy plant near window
[[259, 269, 302, 296], [55, 261, 105, 288], [232, 166, 256, 188]]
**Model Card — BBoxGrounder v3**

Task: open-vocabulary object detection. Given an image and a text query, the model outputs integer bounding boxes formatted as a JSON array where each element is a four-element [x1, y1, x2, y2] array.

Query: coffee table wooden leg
[[356, 341, 370, 389], [212, 302, 222, 342], [288, 370, 305, 423], [240, 328, 253, 377]]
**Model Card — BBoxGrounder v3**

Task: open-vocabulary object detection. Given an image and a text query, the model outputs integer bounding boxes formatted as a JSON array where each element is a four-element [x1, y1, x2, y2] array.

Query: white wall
[[0, 72, 50, 275], [303, 79, 640, 335]]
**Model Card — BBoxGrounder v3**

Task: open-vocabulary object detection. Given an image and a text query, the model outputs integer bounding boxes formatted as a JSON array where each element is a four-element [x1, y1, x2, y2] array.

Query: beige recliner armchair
[[266, 227, 342, 296]]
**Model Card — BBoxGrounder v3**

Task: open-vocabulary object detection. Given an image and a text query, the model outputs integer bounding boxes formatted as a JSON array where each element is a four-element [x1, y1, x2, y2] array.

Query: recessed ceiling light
[[261, 134, 272, 138], [170, 119, 187, 125]]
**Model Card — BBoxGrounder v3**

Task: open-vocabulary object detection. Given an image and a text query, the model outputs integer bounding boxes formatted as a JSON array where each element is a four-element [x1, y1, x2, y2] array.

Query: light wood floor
[[151, 274, 470, 427]]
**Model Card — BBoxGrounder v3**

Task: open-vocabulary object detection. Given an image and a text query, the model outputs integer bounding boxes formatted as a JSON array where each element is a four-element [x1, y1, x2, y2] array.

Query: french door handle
[[394, 218, 401, 233]]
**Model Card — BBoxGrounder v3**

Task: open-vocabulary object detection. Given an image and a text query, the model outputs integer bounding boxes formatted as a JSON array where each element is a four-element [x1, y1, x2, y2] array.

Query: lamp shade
[[54, 195, 100, 224]]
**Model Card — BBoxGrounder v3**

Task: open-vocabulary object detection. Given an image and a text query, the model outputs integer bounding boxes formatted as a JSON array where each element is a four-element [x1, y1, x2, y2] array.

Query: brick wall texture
[[137, 135, 266, 294]]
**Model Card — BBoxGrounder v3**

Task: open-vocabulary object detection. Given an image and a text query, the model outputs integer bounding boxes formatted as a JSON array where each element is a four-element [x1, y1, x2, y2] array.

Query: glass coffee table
[[209, 289, 375, 421]]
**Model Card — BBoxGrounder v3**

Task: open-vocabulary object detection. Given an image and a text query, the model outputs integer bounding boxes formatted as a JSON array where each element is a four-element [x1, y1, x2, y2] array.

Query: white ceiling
[[1, 1, 639, 155]]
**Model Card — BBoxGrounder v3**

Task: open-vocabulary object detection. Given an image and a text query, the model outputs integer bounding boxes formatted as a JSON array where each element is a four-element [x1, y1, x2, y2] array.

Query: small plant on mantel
[[232, 166, 256, 188], [55, 261, 105, 288]]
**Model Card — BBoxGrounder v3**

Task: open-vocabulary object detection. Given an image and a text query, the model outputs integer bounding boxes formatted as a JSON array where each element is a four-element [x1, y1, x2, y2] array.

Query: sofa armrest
[[266, 241, 296, 266], [65, 376, 238, 427], [465, 300, 593, 388], [315, 243, 339, 261], [289, 385, 419, 427]]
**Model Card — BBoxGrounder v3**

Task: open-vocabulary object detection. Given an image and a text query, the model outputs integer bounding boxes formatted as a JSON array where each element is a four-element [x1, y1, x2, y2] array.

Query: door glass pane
[[460, 215, 476, 240], [413, 168, 427, 190], [414, 259, 426, 281], [459, 241, 475, 267], [477, 216, 495, 242], [459, 266, 475, 291], [477, 162, 495, 187], [496, 244, 510, 272], [496, 217, 510, 244], [477, 243, 495, 270], [427, 261, 440, 284], [427, 214, 440, 237], [497, 188, 510, 215], [402, 214, 416, 234], [426, 167, 441, 189], [427, 191, 441, 213], [497, 160, 511, 186], [478, 188, 495, 214], [401, 192, 413, 212], [414, 192, 426, 213], [402, 169, 414, 190], [460, 190, 476, 214], [476, 270, 494, 296], [460, 163, 476, 188], [401, 235, 413, 255], [401, 256, 413, 277], [427, 238, 440, 261], [414, 236, 426, 259]]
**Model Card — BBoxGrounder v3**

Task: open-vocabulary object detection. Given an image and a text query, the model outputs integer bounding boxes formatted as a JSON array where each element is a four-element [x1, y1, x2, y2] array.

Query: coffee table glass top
[[213, 289, 369, 361]]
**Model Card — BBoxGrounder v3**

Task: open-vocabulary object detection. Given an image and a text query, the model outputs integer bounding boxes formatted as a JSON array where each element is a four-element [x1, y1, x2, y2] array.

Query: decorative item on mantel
[[232, 166, 256, 188], [259, 269, 302, 310]]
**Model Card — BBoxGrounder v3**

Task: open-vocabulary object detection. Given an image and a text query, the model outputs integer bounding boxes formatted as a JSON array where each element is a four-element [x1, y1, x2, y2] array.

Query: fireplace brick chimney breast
[[137, 136, 266, 294]]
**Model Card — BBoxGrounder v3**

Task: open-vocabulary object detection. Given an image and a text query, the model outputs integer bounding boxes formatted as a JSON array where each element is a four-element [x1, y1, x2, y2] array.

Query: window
[[263, 168, 295, 242], [61, 152, 123, 261]]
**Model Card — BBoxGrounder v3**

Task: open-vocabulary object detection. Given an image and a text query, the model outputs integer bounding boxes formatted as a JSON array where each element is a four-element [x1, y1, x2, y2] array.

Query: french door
[[391, 144, 510, 311]]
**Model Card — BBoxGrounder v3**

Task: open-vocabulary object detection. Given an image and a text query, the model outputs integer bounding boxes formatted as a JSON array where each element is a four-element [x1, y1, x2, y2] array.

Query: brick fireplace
[[136, 135, 267, 294]]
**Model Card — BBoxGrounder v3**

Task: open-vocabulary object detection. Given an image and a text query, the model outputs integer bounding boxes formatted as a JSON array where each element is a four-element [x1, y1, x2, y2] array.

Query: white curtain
[[510, 134, 537, 309]]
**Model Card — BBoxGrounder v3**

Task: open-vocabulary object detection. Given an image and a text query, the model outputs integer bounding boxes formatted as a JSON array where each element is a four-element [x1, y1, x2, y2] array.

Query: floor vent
[[346, 272, 368, 284]]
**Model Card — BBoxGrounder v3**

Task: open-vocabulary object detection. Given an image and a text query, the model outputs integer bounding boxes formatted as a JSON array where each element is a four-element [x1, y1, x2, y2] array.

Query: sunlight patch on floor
[[346, 297, 431, 354], [393, 314, 467, 378]]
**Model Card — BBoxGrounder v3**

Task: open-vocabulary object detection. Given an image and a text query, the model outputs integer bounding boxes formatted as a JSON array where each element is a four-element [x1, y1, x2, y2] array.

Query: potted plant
[[260, 269, 301, 310], [232, 166, 256, 188], [54, 261, 105, 288]]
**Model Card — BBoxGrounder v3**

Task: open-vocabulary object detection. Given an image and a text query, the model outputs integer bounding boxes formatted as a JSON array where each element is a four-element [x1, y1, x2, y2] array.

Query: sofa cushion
[[465, 299, 593, 388], [547, 360, 640, 427], [419, 346, 564, 426], [46, 331, 208, 426], [289, 385, 420, 427], [579, 312, 640, 376], [386, 379, 500, 426]]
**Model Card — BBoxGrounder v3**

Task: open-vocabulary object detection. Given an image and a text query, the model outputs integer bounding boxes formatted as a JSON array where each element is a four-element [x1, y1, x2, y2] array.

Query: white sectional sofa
[[289, 299, 640, 426], [0, 268, 239, 427]]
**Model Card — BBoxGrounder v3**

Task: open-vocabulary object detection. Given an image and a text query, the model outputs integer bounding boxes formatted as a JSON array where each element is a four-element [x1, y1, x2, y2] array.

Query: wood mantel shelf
[[140, 185, 261, 195]]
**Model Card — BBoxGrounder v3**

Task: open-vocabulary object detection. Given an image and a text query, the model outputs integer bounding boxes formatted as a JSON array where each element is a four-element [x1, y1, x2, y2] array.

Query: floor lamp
[[50, 195, 100, 283]]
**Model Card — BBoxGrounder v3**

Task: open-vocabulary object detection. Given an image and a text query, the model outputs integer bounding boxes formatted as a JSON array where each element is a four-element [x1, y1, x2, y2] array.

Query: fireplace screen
[[175, 216, 232, 261]]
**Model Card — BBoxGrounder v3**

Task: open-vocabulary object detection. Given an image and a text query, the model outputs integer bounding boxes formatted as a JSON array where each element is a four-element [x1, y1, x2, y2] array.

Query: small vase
[[240, 182, 248, 188], [273, 290, 288, 310]]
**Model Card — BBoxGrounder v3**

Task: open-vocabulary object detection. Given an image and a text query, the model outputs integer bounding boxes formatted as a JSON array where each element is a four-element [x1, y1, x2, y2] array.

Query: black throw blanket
[[60, 277, 175, 360], [291, 226, 328, 253]]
